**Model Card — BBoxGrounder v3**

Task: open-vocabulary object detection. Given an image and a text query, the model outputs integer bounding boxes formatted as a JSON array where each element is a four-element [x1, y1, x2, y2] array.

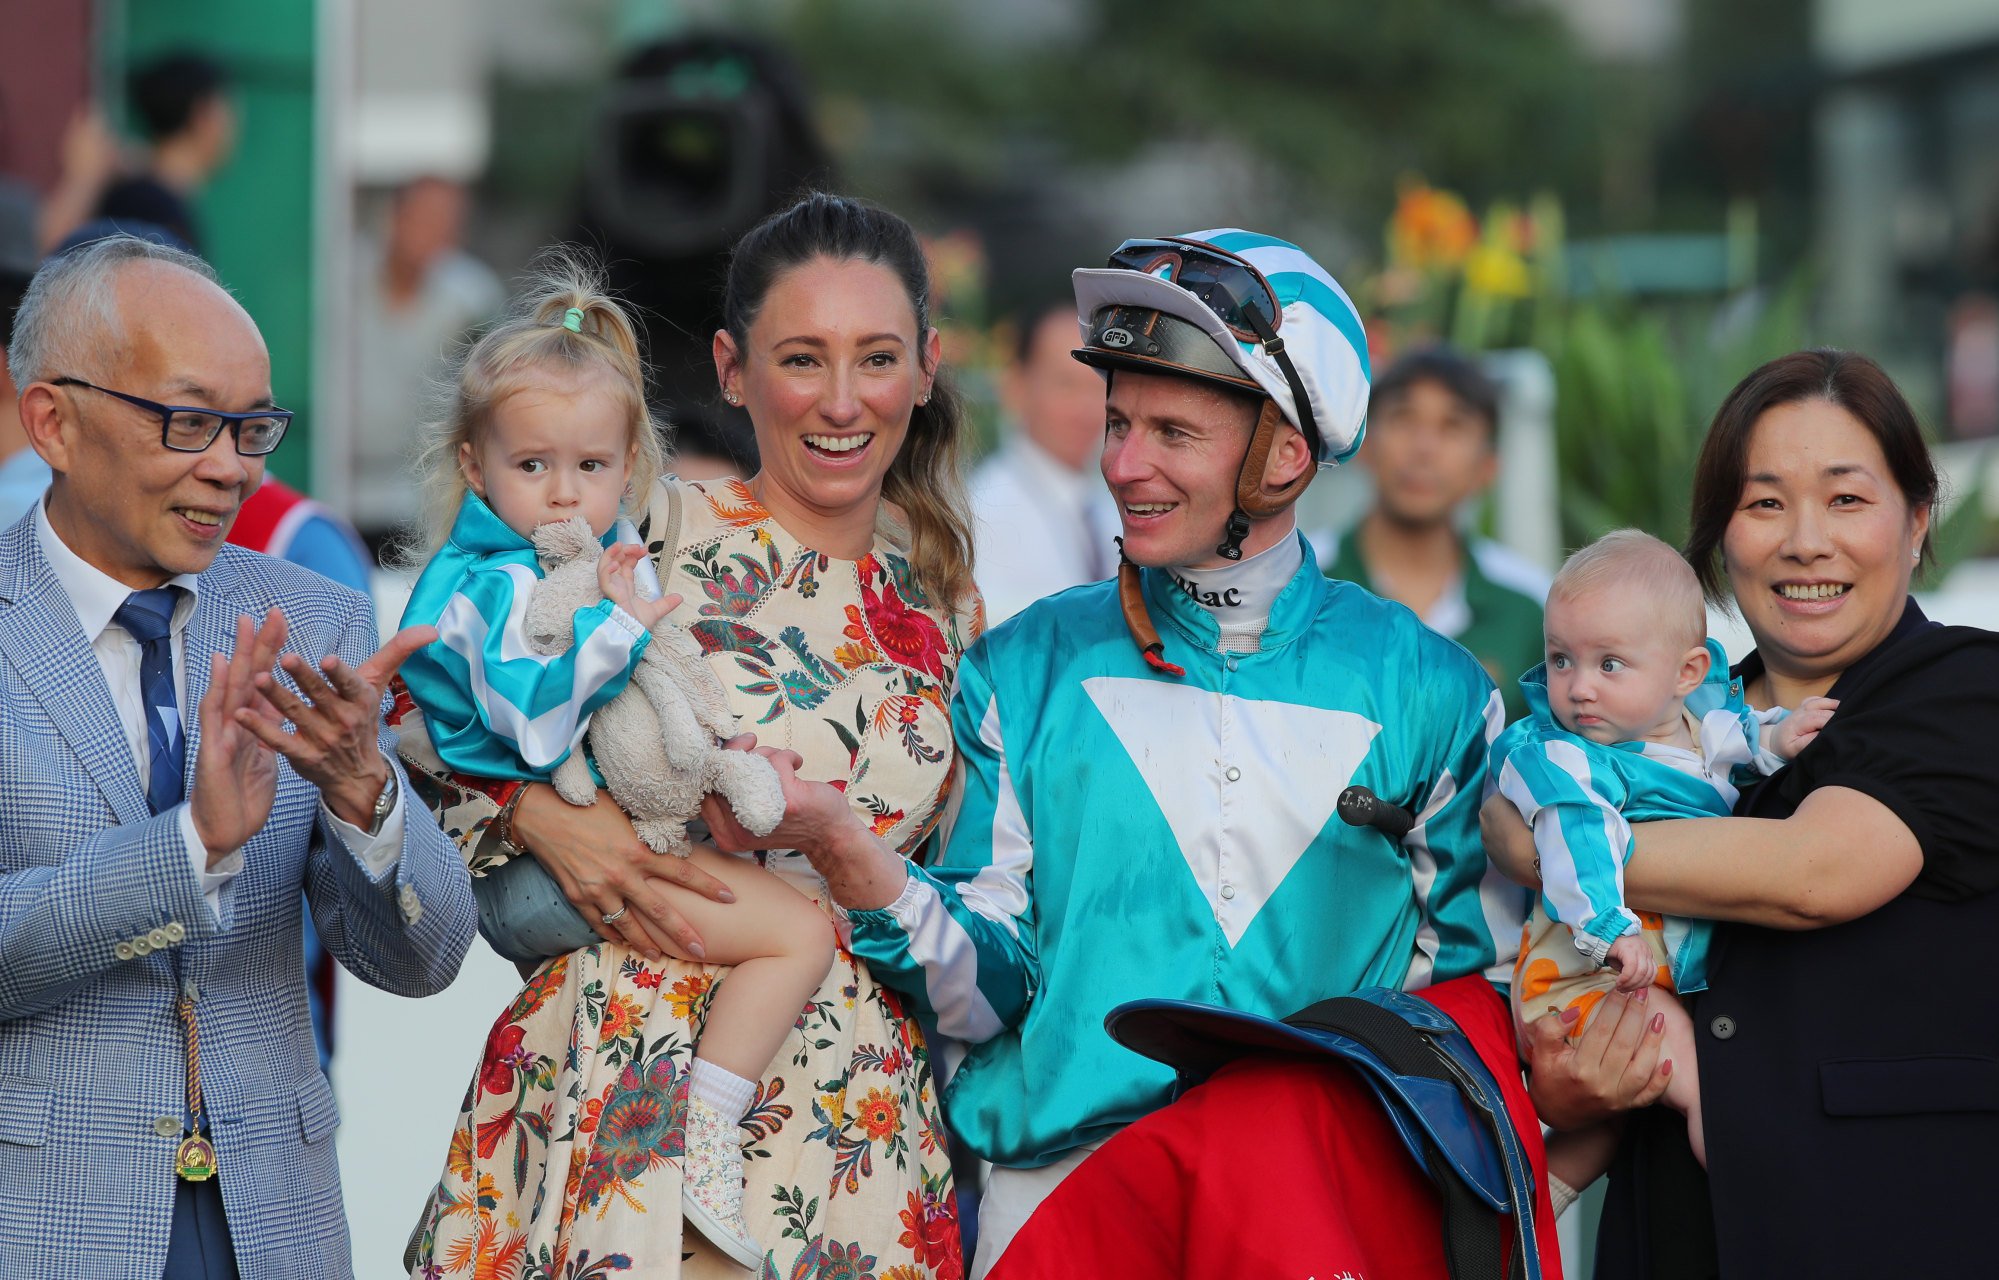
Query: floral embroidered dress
[[402, 478, 974, 1280]]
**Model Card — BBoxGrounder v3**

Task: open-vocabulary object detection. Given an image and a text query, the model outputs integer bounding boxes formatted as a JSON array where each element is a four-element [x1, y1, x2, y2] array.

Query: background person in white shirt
[[352, 175, 504, 547], [968, 297, 1121, 625]]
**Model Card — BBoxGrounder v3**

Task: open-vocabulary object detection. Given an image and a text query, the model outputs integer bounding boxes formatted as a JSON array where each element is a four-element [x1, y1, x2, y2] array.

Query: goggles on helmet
[[1093, 236, 1322, 463], [1105, 238, 1284, 346]]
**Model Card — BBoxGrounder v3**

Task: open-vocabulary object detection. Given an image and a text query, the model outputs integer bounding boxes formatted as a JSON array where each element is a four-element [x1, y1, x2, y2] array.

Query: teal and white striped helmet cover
[[1072, 227, 1372, 467]]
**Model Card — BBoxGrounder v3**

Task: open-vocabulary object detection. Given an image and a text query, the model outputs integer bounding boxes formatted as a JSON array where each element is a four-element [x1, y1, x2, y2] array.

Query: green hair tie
[[562, 306, 585, 333]]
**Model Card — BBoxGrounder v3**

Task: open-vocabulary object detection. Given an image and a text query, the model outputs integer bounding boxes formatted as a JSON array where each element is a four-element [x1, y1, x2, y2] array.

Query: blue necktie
[[113, 588, 186, 815]]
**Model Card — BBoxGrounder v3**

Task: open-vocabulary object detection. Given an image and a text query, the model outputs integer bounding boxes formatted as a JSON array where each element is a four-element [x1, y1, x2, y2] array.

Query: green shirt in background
[[1320, 530, 1549, 722]]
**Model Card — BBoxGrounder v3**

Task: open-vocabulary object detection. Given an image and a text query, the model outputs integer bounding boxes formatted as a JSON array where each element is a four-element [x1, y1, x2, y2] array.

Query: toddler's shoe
[[682, 1095, 764, 1270]]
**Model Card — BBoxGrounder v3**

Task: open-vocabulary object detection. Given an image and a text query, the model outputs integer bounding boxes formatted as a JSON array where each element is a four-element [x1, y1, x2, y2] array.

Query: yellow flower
[[1464, 244, 1533, 298], [833, 640, 882, 671], [446, 1125, 475, 1180], [665, 973, 713, 1020]]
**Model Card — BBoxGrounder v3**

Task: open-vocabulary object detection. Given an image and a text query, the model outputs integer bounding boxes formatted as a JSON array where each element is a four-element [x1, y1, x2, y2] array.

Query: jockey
[[844, 229, 1531, 1275]]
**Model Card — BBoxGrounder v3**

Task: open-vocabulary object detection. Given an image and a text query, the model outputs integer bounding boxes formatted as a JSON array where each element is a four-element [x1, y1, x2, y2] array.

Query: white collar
[[1423, 569, 1470, 639], [1165, 519, 1304, 651], [34, 500, 201, 642]]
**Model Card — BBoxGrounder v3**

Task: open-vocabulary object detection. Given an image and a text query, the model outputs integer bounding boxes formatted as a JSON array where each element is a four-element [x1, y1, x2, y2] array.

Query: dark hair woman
[[1488, 348, 1999, 1276], [402, 194, 977, 1278]]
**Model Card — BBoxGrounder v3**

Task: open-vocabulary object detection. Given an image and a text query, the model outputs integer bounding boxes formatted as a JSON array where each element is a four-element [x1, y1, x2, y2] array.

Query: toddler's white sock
[[689, 1057, 756, 1125]]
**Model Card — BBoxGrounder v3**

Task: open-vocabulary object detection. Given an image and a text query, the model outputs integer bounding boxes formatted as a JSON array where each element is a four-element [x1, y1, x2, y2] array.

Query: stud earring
[[724, 390, 740, 406]]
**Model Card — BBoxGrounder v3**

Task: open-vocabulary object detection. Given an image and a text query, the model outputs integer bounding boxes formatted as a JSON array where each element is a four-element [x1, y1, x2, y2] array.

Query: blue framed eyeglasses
[[52, 377, 293, 456]]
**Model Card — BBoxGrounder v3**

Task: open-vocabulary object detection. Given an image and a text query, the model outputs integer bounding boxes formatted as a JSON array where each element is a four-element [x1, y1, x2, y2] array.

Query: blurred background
[[5, 0, 1999, 1273]]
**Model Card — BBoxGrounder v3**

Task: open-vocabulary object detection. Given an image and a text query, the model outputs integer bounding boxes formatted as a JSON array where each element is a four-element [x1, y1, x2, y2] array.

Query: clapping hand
[[223, 607, 438, 829], [189, 611, 288, 864]]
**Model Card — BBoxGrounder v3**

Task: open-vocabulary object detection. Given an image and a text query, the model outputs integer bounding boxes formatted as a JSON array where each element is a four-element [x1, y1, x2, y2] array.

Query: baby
[[1492, 530, 1834, 1180]]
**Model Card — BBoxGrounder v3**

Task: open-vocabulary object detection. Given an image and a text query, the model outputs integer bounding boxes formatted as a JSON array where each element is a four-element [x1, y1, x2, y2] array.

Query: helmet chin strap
[[1217, 398, 1311, 560], [1115, 538, 1185, 677]]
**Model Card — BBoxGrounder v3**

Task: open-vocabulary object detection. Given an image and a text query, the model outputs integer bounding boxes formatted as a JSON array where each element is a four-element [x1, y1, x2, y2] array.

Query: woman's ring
[[601, 905, 629, 925]]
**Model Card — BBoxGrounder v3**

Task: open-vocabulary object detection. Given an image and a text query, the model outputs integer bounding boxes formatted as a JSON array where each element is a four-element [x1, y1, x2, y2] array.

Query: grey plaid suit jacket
[[0, 514, 476, 1279]]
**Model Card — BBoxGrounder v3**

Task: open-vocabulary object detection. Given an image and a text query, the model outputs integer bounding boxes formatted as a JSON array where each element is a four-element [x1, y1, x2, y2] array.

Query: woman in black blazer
[[1490, 349, 1999, 1277]]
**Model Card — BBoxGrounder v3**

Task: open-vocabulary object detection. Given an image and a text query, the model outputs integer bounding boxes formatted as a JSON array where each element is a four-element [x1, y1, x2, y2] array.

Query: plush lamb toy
[[523, 517, 787, 855]]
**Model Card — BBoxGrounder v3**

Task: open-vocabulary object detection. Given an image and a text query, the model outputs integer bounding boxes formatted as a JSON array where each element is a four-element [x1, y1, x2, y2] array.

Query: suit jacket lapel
[[0, 520, 150, 825]]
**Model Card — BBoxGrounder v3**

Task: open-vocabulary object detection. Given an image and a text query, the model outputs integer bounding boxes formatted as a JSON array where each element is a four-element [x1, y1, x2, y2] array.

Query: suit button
[[148, 928, 171, 949], [154, 1116, 181, 1138], [398, 883, 422, 924], [114, 942, 136, 961], [164, 922, 186, 943], [132, 937, 153, 956], [1709, 1015, 1737, 1040]]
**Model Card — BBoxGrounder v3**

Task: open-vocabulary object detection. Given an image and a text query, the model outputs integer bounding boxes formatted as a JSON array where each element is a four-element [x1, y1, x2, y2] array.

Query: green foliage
[[1538, 274, 1814, 552], [1544, 304, 1694, 548], [1080, 0, 1601, 210], [1930, 450, 1997, 573], [745, 0, 1605, 221]]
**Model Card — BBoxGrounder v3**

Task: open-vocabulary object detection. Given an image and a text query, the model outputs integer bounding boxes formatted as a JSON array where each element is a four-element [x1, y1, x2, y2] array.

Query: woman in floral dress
[[403, 194, 979, 1280]]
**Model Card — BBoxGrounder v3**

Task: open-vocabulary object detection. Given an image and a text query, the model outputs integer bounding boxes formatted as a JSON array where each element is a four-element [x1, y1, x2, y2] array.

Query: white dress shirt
[[33, 501, 405, 917], [968, 434, 1121, 626]]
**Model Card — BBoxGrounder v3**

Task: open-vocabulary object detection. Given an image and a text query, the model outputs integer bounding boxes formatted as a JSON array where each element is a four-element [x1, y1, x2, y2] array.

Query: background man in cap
[[760, 229, 1528, 1275], [0, 234, 474, 1279], [1317, 344, 1549, 720]]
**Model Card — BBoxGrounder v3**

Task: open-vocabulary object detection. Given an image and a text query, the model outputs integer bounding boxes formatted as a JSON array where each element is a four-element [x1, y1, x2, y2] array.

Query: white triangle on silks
[[1083, 677, 1380, 946]]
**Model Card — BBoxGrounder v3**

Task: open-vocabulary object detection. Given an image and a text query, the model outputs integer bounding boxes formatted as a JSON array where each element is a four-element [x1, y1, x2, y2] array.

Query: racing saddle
[[1108, 986, 1543, 1280]]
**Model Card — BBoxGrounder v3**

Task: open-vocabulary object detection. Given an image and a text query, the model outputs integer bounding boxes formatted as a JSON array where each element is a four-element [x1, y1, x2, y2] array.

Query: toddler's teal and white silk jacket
[[399, 491, 653, 781], [847, 536, 1529, 1168], [1490, 639, 1788, 993]]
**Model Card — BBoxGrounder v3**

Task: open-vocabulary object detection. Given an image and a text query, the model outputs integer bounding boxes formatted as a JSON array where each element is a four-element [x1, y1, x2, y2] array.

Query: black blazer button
[[1709, 1015, 1737, 1040]]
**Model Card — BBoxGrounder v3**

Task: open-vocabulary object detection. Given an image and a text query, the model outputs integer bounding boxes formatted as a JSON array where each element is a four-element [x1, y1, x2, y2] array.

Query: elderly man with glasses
[[0, 234, 475, 1280]]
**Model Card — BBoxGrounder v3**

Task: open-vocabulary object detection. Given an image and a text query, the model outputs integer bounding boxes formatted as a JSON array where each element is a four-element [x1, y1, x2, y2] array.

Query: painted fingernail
[[1650, 1013, 1665, 1032], [718, 890, 737, 903], [1559, 1005, 1580, 1023], [1661, 1058, 1673, 1076], [686, 941, 706, 959], [1635, 987, 1649, 1002]]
